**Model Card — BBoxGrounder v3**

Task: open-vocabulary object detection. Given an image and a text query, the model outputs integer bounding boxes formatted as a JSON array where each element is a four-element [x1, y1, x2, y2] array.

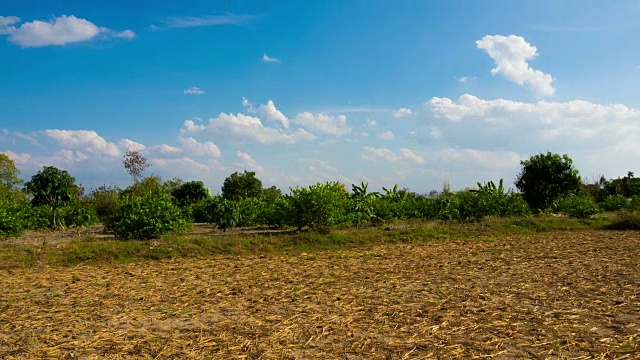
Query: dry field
[[1, 230, 639, 359]]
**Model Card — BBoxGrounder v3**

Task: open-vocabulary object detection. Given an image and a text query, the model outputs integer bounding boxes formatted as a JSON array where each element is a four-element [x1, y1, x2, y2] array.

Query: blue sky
[[2, 1, 640, 193]]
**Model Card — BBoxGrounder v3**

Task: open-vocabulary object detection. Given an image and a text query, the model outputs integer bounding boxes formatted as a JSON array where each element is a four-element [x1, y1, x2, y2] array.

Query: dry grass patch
[[1, 231, 639, 358]]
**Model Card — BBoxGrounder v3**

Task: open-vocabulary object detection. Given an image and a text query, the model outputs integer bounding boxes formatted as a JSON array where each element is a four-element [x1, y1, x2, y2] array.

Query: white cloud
[[476, 34, 555, 97], [457, 76, 476, 83], [393, 108, 413, 118], [118, 139, 146, 151], [151, 144, 181, 154], [163, 15, 255, 29], [181, 113, 316, 144], [263, 53, 280, 63], [178, 136, 221, 158], [363, 120, 377, 127], [183, 86, 204, 95], [379, 131, 395, 140], [426, 94, 640, 153], [362, 146, 425, 164], [0, 16, 20, 34], [242, 97, 256, 113], [2, 15, 134, 47], [45, 129, 120, 157], [151, 157, 210, 174], [235, 151, 263, 172], [115, 29, 136, 39], [293, 112, 350, 135], [258, 100, 289, 128], [428, 148, 521, 170], [1, 150, 30, 165]]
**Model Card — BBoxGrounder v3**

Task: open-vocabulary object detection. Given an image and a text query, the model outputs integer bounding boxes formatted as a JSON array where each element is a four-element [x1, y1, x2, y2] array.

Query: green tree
[[221, 171, 263, 201], [0, 153, 24, 200], [515, 152, 581, 211], [171, 180, 209, 208], [24, 166, 78, 227]]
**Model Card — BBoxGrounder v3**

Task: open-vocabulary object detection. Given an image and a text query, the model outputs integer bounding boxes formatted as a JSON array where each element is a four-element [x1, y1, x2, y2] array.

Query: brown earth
[[1, 230, 639, 359]]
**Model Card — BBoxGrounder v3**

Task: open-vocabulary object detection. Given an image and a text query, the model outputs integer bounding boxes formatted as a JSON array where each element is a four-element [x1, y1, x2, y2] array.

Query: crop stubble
[[1, 231, 639, 359]]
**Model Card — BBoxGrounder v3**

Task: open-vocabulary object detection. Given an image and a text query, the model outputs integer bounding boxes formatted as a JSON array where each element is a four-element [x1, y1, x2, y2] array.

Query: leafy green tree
[[515, 152, 582, 211], [24, 166, 78, 227], [221, 171, 263, 201], [171, 180, 209, 208], [0, 153, 24, 201]]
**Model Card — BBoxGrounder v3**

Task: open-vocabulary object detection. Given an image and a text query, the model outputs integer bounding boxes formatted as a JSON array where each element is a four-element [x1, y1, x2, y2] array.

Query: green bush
[[23, 205, 53, 230], [105, 193, 188, 240], [263, 197, 293, 228], [204, 197, 241, 231], [554, 195, 602, 218], [59, 203, 99, 233], [288, 182, 347, 231], [600, 195, 630, 211], [0, 199, 30, 238]]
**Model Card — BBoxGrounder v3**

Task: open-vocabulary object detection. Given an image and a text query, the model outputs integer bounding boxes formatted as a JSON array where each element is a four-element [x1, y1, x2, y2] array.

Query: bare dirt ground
[[1, 230, 639, 359]]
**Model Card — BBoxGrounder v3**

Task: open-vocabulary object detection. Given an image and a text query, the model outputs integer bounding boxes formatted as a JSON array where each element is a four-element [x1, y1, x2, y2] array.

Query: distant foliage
[[105, 193, 188, 240], [171, 181, 209, 208], [221, 171, 263, 201], [121, 176, 164, 198], [86, 185, 121, 222], [554, 195, 602, 218], [600, 195, 630, 212]]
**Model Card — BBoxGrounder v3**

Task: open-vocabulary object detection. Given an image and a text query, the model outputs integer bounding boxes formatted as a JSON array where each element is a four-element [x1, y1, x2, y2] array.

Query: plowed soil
[[1, 230, 639, 359]]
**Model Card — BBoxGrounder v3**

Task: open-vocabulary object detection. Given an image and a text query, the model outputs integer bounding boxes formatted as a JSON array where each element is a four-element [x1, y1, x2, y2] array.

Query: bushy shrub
[[23, 205, 52, 230], [59, 203, 99, 233], [263, 197, 293, 228], [554, 195, 602, 218], [600, 195, 630, 211], [288, 182, 347, 231], [501, 193, 531, 217], [237, 197, 266, 227], [0, 199, 30, 238], [105, 193, 188, 240]]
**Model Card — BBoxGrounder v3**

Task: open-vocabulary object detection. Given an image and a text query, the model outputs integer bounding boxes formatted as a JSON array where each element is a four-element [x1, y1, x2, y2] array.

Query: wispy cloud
[[183, 86, 205, 95], [456, 75, 476, 83], [263, 53, 280, 63], [162, 14, 255, 29]]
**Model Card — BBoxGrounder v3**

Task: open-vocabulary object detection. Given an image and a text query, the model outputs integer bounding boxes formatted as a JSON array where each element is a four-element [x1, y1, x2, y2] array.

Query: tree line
[[1, 151, 639, 239]]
